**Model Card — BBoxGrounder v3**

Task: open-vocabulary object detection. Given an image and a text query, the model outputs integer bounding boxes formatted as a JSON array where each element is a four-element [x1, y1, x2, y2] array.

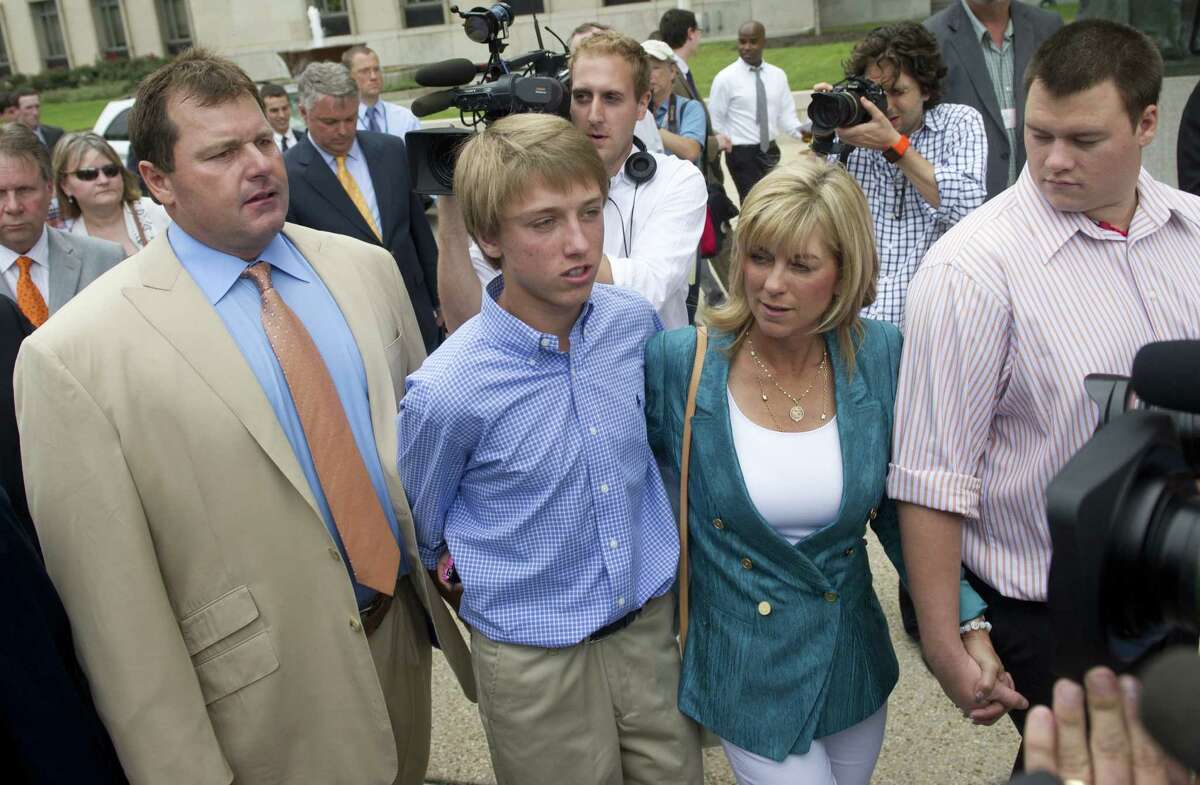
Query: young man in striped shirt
[[890, 19, 1200, 773]]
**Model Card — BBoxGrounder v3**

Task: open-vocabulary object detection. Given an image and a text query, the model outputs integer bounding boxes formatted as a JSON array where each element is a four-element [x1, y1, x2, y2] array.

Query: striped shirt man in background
[[889, 19, 1200, 774]]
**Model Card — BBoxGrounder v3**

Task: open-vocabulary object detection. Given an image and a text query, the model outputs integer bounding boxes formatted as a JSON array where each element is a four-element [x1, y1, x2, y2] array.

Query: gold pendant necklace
[[747, 338, 829, 427]]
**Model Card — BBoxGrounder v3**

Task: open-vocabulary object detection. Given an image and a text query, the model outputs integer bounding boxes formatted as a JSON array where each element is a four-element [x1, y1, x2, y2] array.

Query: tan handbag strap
[[678, 324, 707, 653]]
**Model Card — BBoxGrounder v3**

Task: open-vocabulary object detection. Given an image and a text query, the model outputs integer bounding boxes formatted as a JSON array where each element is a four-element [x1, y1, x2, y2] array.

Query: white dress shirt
[[62, 197, 171, 251], [708, 58, 804, 146], [633, 107, 665, 155], [471, 150, 707, 329], [358, 100, 421, 139], [310, 138, 382, 232], [274, 128, 301, 152], [0, 227, 50, 303]]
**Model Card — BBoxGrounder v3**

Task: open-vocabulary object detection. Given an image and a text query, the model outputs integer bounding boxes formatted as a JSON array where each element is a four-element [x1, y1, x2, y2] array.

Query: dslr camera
[[1045, 341, 1200, 680], [406, 2, 569, 195], [806, 76, 888, 156]]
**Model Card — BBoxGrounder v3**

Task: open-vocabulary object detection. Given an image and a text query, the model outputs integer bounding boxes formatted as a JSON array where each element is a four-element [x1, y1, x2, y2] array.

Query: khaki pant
[[470, 593, 703, 785], [368, 575, 434, 785]]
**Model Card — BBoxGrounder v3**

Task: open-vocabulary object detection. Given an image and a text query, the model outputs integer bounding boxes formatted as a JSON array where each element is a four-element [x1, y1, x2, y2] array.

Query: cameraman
[[814, 21, 986, 327], [436, 31, 708, 332]]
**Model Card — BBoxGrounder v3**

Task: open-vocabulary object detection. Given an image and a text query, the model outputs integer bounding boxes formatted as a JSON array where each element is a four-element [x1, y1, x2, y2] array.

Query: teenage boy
[[398, 112, 702, 785]]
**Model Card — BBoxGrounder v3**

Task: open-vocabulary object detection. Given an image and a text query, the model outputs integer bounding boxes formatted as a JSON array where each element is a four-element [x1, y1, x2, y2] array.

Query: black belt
[[588, 607, 642, 642]]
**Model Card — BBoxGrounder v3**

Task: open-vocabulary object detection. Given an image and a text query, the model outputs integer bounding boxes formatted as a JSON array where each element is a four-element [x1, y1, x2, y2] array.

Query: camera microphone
[[411, 90, 458, 118], [1132, 340, 1200, 414], [414, 58, 481, 88], [1140, 647, 1200, 771]]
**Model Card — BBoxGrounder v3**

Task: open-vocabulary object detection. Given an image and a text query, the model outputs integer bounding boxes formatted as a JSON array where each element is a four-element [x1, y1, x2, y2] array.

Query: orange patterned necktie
[[242, 261, 400, 594], [14, 256, 47, 327]]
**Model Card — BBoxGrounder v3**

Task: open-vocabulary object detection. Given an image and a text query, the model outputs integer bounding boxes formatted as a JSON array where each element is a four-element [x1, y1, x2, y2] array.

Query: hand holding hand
[[834, 97, 901, 152], [1024, 668, 1189, 785], [430, 550, 463, 613], [924, 635, 1028, 725]]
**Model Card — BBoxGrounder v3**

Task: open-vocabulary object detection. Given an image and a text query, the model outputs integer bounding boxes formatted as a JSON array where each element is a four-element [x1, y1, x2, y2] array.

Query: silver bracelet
[[959, 616, 992, 635]]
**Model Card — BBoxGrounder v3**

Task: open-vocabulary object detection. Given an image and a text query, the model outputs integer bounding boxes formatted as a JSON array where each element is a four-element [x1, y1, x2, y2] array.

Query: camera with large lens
[[406, 2, 569, 195], [806, 76, 888, 156], [1046, 340, 1200, 680]]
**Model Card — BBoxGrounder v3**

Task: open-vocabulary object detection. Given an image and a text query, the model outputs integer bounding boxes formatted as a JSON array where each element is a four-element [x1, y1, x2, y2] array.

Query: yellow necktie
[[15, 256, 48, 327], [335, 155, 382, 241]]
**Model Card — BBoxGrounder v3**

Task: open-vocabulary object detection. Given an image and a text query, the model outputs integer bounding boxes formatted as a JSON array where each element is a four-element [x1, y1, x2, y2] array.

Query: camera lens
[[808, 92, 860, 129]]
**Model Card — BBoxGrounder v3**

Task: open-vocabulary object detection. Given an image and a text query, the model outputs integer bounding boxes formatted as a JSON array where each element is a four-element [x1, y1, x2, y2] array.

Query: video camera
[[406, 3, 569, 195], [1046, 339, 1200, 680], [806, 76, 888, 156]]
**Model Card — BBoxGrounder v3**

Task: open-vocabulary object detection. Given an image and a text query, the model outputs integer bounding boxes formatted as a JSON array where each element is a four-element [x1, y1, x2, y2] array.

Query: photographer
[[814, 21, 986, 327], [889, 19, 1200, 774], [436, 31, 708, 333]]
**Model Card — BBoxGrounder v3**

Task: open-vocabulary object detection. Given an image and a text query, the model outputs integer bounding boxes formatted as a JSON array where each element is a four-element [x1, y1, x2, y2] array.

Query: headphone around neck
[[624, 135, 657, 184]]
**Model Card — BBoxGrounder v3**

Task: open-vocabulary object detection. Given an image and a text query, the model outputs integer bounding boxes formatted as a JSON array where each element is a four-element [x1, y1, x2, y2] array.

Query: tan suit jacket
[[15, 223, 475, 785]]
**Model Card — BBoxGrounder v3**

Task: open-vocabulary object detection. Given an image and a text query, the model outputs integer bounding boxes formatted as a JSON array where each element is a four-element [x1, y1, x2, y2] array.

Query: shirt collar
[[358, 101, 381, 121], [311, 136, 365, 167], [738, 57, 768, 72], [169, 223, 312, 305], [672, 54, 690, 75], [960, 0, 1013, 47], [0, 227, 49, 277], [480, 275, 596, 360], [1014, 166, 1183, 262]]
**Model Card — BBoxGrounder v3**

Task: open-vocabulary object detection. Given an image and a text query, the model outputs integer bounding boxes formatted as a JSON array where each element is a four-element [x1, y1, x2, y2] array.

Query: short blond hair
[[570, 30, 651, 101], [454, 113, 609, 268], [703, 159, 878, 373]]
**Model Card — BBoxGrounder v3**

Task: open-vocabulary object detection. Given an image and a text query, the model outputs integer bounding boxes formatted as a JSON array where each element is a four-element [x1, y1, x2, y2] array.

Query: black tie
[[685, 69, 699, 99], [281, 135, 290, 152]]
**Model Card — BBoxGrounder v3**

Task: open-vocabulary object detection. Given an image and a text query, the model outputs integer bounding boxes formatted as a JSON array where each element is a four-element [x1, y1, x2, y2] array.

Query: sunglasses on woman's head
[[71, 164, 123, 181]]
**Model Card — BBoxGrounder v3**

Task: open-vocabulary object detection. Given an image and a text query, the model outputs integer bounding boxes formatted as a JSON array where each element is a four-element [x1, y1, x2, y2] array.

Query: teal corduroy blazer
[[645, 320, 986, 761]]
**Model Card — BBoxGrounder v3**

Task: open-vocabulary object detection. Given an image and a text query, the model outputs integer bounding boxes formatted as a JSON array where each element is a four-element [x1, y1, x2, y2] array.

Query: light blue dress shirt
[[654, 93, 707, 166], [310, 137, 382, 233], [171, 224, 406, 608], [358, 99, 421, 140], [399, 278, 677, 648]]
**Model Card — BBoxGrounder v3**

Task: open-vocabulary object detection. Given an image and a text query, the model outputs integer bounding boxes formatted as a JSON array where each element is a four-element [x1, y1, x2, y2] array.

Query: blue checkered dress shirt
[[835, 102, 987, 327], [398, 278, 678, 648]]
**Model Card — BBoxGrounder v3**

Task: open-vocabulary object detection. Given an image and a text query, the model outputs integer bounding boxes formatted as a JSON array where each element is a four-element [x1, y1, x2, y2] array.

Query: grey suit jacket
[[0, 227, 124, 315], [925, 1, 1062, 199]]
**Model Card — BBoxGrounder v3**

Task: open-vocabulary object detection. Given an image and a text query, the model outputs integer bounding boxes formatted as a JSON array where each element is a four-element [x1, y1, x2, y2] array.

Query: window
[[601, 0, 643, 6], [315, 0, 352, 37], [507, 0, 545, 13], [94, 0, 129, 60], [157, 0, 193, 54], [402, 0, 443, 29], [30, 1, 68, 69], [0, 24, 11, 78]]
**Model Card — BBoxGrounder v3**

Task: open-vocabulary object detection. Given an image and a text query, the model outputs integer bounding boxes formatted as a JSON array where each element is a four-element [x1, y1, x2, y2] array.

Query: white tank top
[[727, 389, 843, 544]]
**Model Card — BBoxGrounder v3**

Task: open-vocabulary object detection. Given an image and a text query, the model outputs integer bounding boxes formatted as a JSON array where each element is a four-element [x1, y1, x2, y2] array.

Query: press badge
[[1002, 108, 1018, 130]]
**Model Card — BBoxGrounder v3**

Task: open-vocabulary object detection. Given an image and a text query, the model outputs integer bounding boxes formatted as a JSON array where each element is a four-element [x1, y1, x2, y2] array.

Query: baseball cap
[[641, 40, 675, 63]]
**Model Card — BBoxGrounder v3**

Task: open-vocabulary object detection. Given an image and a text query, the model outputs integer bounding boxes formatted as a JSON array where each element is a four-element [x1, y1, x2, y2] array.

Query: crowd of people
[[0, 3, 1196, 785]]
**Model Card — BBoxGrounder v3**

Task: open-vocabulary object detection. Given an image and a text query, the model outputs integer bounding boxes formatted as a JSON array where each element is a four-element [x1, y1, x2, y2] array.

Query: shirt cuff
[[417, 543, 443, 571], [886, 464, 982, 520]]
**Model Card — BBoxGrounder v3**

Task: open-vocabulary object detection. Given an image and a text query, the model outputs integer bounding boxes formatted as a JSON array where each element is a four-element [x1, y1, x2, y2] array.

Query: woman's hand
[[923, 634, 1028, 725], [960, 629, 1026, 724], [429, 550, 463, 613], [1024, 667, 1190, 785]]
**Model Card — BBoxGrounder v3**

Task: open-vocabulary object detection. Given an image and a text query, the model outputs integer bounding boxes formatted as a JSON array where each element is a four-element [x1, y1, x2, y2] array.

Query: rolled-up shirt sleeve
[[922, 106, 987, 226], [608, 161, 707, 315], [887, 261, 1012, 519]]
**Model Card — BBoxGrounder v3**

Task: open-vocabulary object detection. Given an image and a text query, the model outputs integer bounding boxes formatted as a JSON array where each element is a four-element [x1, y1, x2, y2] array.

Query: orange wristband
[[884, 134, 909, 164]]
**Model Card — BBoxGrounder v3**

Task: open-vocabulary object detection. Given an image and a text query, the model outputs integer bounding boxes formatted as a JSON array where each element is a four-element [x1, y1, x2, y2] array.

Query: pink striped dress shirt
[[888, 166, 1200, 601]]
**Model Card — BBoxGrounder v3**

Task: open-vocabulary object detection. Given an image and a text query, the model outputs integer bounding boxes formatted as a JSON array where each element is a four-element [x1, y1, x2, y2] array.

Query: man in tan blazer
[[14, 49, 473, 785]]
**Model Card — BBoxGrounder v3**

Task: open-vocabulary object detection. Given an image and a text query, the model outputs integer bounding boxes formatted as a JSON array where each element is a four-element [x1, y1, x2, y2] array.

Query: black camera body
[[1045, 342, 1200, 680], [406, 3, 570, 195], [807, 77, 888, 156]]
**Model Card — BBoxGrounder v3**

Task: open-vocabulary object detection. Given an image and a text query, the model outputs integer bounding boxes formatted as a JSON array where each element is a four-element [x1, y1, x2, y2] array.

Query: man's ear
[[139, 160, 176, 209], [1136, 103, 1159, 148], [476, 231, 503, 265]]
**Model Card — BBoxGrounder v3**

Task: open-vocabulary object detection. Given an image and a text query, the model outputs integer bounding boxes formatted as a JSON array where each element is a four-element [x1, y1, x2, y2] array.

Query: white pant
[[720, 705, 887, 785]]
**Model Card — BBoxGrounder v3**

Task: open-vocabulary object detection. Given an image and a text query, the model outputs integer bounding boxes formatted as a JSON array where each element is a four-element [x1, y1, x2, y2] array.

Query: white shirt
[[728, 391, 843, 543], [0, 228, 49, 303], [633, 108, 665, 155], [709, 58, 804, 146], [471, 149, 707, 329], [311, 138, 382, 232], [274, 129, 301, 152], [358, 99, 421, 139], [62, 197, 171, 251]]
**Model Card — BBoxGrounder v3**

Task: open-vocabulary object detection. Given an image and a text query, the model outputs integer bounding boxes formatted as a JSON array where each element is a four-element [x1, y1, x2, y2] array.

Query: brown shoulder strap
[[678, 324, 707, 654]]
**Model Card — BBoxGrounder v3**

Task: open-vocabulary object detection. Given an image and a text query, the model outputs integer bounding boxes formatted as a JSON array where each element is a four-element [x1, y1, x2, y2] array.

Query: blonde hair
[[570, 30, 652, 101], [52, 132, 142, 221], [454, 113, 609, 268], [703, 159, 878, 373]]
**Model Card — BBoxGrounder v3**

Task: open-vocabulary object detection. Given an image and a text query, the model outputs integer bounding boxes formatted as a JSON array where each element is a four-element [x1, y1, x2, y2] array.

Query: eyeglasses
[[70, 164, 122, 181]]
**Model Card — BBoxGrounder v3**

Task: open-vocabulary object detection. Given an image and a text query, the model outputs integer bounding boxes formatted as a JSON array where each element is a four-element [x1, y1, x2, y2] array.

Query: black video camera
[[406, 3, 569, 195], [807, 76, 888, 156], [1045, 340, 1200, 681]]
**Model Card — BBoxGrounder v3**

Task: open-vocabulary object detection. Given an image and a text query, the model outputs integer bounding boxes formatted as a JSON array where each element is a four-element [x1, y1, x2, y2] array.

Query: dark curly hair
[[844, 21, 946, 110]]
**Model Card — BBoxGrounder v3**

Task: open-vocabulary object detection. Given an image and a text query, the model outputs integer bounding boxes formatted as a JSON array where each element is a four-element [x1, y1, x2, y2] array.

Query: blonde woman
[[644, 159, 1016, 785], [53, 132, 168, 255]]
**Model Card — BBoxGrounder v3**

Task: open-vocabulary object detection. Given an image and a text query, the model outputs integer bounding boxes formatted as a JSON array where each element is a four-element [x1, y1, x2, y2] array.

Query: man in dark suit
[[260, 82, 306, 153], [285, 62, 440, 351], [926, 0, 1062, 200], [0, 297, 32, 537], [13, 87, 63, 152]]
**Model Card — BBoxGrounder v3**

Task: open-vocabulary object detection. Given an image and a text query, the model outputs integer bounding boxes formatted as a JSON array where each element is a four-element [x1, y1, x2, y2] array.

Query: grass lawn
[[37, 3, 1082, 131]]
